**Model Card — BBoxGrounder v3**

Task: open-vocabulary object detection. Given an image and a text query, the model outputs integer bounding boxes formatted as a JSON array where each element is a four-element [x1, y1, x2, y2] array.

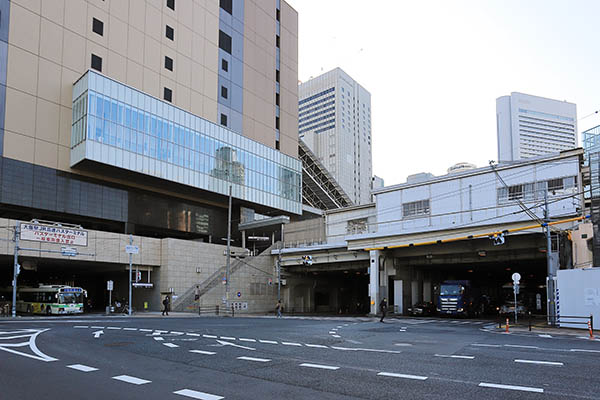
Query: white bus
[[16, 285, 87, 315]]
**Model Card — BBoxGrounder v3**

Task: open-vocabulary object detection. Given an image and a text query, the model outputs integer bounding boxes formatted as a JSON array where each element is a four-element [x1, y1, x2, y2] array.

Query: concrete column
[[241, 231, 246, 249], [369, 250, 380, 315]]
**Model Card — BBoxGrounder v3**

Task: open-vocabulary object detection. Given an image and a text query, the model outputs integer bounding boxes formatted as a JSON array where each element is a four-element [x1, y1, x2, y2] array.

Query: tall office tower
[[496, 92, 577, 163], [299, 68, 372, 205], [0, 0, 301, 235]]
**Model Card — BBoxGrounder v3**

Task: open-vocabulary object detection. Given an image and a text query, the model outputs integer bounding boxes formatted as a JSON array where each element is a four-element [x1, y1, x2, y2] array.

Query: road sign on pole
[[512, 272, 521, 323], [125, 245, 139, 254], [512, 272, 521, 283]]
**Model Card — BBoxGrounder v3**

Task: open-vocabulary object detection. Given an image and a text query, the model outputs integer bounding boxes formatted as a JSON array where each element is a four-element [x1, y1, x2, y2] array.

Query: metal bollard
[[528, 311, 532, 332]]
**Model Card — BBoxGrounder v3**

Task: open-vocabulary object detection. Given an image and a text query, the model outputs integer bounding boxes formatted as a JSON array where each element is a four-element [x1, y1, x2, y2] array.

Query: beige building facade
[[0, 0, 299, 313]]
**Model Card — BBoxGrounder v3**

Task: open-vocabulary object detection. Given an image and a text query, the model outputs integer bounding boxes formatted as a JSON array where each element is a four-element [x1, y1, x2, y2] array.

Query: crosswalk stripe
[[237, 356, 271, 362], [478, 382, 543, 393], [67, 364, 98, 372], [377, 372, 428, 380], [190, 350, 216, 355], [112, 375, 151, 385], [174, 389, 224, 400], [300, 363, 339, 370]]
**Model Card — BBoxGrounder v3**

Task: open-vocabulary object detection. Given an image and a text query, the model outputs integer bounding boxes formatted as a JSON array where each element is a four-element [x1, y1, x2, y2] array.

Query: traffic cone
[[506, 318, 510, 333], [589, 320, 594, 340]]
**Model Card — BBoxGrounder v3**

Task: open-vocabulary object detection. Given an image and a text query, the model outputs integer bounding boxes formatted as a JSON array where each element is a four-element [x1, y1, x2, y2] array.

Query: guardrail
[[196, 305, 235, 317], [497, 313, 594, 335]]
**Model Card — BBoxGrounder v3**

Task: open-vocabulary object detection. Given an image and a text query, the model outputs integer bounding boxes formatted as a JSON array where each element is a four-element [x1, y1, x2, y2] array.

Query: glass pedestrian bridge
[[71, 70, 302, 215]]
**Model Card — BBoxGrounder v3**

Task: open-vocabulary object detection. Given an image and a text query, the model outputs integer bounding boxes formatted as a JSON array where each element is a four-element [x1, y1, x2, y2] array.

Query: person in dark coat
[[379, 298, 388, 322], [162, 295, 170, 316]]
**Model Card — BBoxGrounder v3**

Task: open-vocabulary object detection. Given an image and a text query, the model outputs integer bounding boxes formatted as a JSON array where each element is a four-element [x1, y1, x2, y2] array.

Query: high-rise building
[[496, 92, 577, 163], [0, 0, 300, 312], [299, 68, 372, 205]]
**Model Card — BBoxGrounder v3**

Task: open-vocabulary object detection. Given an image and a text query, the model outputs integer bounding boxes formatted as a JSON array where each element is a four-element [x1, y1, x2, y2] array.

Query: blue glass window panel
[[137, 111, 144, 132], [186, 149, 192, 169], [157, 119, 162, 139], [151, 117, 157, 137], [149, 136, 156, 158], [116, 125, 123, 148], [132, 110, 138, 130], [88, 93, 95, 117], [167, 142, 173, 163], [143, 133, 149, 156], [161, 140, 168, 161], [118, 104, 123, 124], [186, 129, 192, 148], [125, 107, 131, 127], [124, 128, 131, 150], [110, 100, 117, 122], [109, 122, 117, 145], [136, 131, 143, 154], [173, 144, 178, 165]]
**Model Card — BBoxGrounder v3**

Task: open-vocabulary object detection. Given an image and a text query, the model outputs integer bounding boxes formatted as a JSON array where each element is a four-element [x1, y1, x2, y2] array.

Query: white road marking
[[0, 329, 58, 362], [515, 359, 563, 366], [112, 375, 151, 385], [73, 326, 88, 329], [331, 346, 402, 354], [394, 343, 413, 347], [216, 340, 255, 351], [471, 343, 501, 348], [186, 333, 201, 337], [237, 356, 271, 362], [163, 343, 179, 348], [538, 334, 552, 338], [202, 335, 217, 339], [478, 382, 543, 393], [305, 344, 328, 348], [90, 326, 104, 329], [189, 350, 216, 355], [300, 363, 340, 370], [173, 389, 224, 400], [123, 328, 138, 331], [450, 321, 460, 324], [259, 340, 278, 344], [107, 327, 121, 330], [504, 345, 539, 349], [154, 337, 164, 341], [570, 349, 600, 353], [67, 364, 98, 372], [171, 331, 185, 335], [377, 372, 428, 380], [282, 342, 302, 346], [331, 335, 341, 338], [219, 336, 235, 340], [328, 331, 337, 334], [139, 329, 153, 332], [92, 330, 104, 339], [337, 326, 343, 328], [435, 354, 474, 359], [239, 338, 256, 342]]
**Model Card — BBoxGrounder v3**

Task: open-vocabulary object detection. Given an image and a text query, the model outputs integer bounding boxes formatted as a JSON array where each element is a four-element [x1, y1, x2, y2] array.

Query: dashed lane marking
[[170, 331, 185, 335], [259, 340, 278, 344], [478, 382, 543, 393], [154, 337, 164, 341], [163, 343, 179, 348], [434, 354, 475, 359], [190, 350, 216, 355], [328, 331, 337, 334], [219, 336, 235, 340], [282, 342, 302, 346], [239, 338, 256, 342], [331, 335, 341, 338], [123, 328, 138, 331], [377, 372, 428, 380], [570, 349, 600, 353], [299, 363, 340, 370], [90, 326, 104, 329], [202, 335, 217, 339], [173, 389, 224, 400], [471, 343, 501, 348], [186, 333, 201, 337], [67, 364, 98, 372], [112, 375, 151, 385], [514, 359, 563, 366], [73, 326, 88, 329], [331, 346, 402, 354], [237, 356, 271, 363], [305, 344, 328, 348], [139, 329, 153, 332], [539, 334, 552, 338], [504, 345, 539, 349], [106, 327, 121, 330]]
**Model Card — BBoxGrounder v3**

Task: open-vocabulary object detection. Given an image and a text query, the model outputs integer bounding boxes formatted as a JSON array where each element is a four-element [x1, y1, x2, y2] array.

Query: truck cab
[[437, 280, 471, 316]]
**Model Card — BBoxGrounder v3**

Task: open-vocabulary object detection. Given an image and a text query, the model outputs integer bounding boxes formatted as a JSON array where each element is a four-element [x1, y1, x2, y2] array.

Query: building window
[[276, 35, 280, 48], [275, 140, 280, 150], [91, 54, 102, 72], [219, 30, 232, 54], [164, 56, 173, 71], [220, 113, 228, 126], [275, 116, 280, 130], [164, 87, 172, 102], [92, 18, 104, 36], [276, 9, 280, 21], [166, 25, 174, 40], [275, 69, 280, 83], [220, 0, 232, 14], [167, 0, 175, 10], [402, 200, 430, 218], [221, 86, 228, 99], [221, 59, 228, 72], [275, 93, 280, 106]]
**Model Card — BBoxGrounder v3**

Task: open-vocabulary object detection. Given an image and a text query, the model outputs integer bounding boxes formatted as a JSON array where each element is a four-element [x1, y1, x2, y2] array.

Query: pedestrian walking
[[379, 298, 387, 322], [162, 295, 170, 316], [276, 300, 282, 318]]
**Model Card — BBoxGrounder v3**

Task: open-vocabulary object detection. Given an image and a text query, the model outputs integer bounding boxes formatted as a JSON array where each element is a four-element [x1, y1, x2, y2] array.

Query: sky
[[285, 0, 600, 186]]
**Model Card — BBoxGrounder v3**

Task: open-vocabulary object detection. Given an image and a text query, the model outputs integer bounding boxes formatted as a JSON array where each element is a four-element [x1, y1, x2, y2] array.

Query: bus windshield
[[440, 285, 463, 295], [59, 293, 83, 304]]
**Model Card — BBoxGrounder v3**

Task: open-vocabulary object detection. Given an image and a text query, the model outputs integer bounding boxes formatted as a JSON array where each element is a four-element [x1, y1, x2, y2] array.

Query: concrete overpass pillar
[[369, 250, 380, 315]]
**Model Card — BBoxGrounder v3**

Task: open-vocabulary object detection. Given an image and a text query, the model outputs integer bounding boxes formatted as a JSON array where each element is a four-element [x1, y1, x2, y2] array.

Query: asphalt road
[[1, 314, 599, 399]]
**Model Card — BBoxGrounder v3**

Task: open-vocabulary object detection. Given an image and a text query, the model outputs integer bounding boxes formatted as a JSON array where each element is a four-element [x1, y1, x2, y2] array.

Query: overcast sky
[[286, 0, 600, 186]]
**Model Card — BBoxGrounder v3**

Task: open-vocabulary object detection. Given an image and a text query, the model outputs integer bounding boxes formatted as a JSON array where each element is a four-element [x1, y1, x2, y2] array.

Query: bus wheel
[[26, 305, 32, 314], [45, 306, 52, 315]]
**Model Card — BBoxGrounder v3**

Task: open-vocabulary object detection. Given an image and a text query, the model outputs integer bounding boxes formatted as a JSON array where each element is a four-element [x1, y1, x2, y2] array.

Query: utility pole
[[12, 223, 20, 318], [277, 224, 284, 302], [128, 234, 133, 316], [544, 191, 555, 325], [225, 185, 232, 305]]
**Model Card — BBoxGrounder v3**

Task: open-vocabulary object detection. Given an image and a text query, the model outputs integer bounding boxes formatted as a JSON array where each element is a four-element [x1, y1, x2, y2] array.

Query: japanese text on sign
[[20, 223, 88, 247]]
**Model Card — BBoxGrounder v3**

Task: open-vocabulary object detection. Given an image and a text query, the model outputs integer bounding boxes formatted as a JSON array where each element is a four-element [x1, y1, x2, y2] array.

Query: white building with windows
[[497, 92, 577, 163], [299, 68, 373, 205]]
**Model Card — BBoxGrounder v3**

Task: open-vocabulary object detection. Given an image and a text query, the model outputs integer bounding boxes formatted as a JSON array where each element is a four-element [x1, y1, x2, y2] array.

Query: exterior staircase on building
[[171, 244, 276, 312]]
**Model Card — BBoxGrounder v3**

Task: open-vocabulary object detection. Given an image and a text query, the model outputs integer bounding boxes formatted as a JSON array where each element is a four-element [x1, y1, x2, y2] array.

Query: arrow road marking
[[93, 330, 104, 338], [216, 339, 255, 351]]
